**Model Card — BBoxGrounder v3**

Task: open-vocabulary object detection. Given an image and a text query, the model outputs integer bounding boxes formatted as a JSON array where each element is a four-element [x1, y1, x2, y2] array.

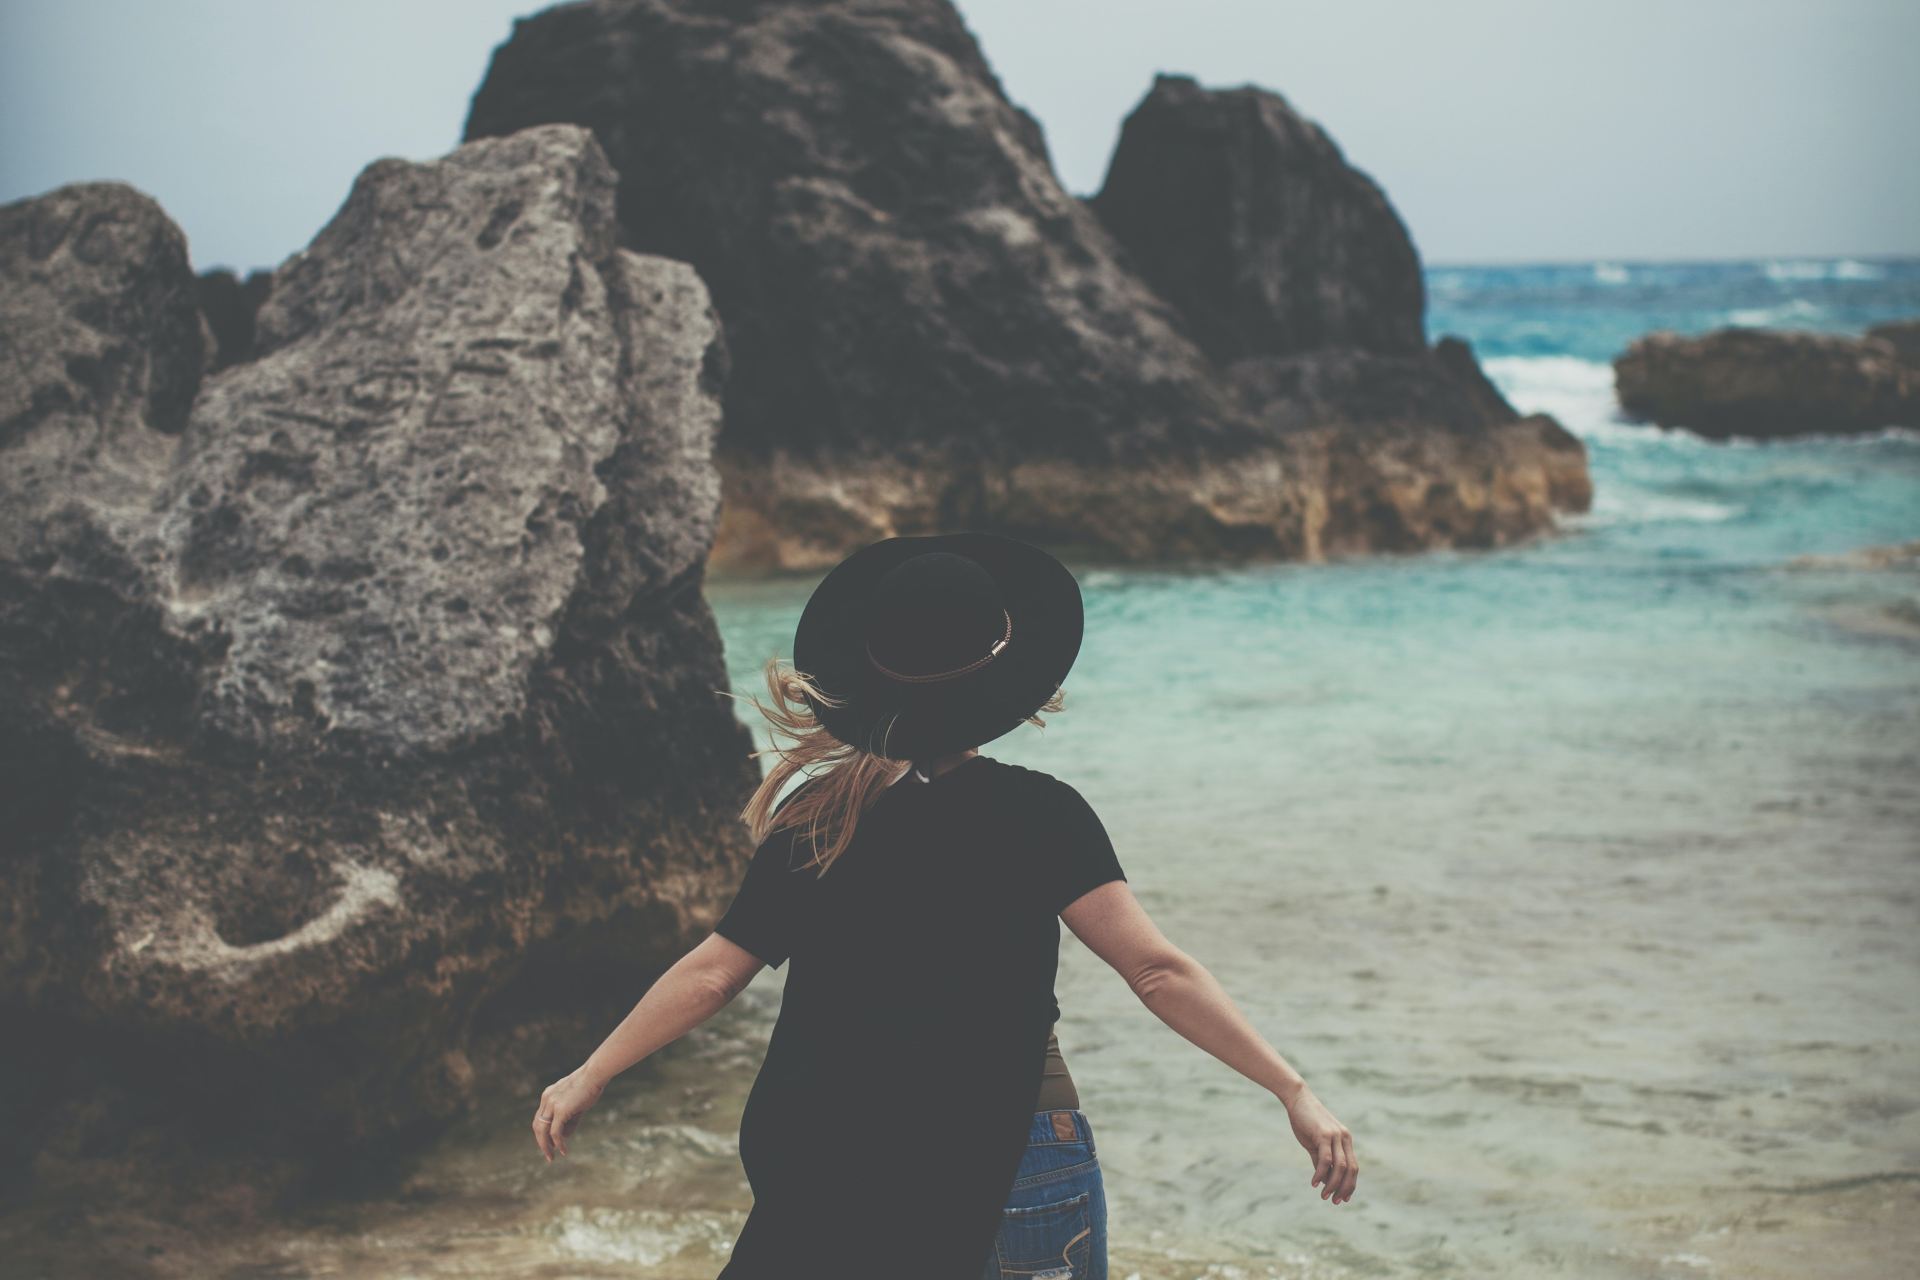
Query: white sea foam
[[1482, 355, 1920, 453], [1566, 488, 1741, 529], [1711, 424, 1920, 450], [1480, 355, 1657, 444], [1763, 258, 1885, 282], [1592, 262, 1630, 285], [547, 1205, 737, 1266], [1466, 353, 1743, 462], [1725, 299, 1825, 327]]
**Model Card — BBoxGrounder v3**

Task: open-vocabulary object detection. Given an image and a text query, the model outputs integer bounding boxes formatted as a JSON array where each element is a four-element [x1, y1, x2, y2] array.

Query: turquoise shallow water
[[701, 260, 1920, 1275], [74, 263, 1914, 1278]]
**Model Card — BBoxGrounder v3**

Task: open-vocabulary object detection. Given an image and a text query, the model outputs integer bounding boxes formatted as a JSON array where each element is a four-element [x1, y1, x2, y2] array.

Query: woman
[[531, 533, 1358, 1278]]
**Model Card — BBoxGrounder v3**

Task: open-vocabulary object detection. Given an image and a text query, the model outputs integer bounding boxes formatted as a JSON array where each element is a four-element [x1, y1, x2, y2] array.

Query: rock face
[[1614, 325, 1920, 439], [1089, 74, 1424, 363], [0, 125, 756, 1203], [466, 0, 1589, 570], [1089, 74, 1590, 551]]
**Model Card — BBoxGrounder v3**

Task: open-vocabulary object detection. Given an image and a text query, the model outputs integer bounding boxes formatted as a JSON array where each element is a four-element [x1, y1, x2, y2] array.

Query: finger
[[555, 1111, 570, 1158], [1339, 1132, 1359, 1204], [533, 1114, 553, 1162], [1323, 1145, 1345, 1200], [1311, 1138, 1332, 1190]]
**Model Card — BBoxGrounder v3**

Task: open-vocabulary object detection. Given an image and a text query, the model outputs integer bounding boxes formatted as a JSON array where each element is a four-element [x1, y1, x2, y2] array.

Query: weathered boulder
[[1089, 73, 1424, 363], [1866, 317, 1920, 366], [468, 0, 1256, 468], [1088, 74, 1589, 550], [1614, 326, 1920, 439], [466, 0, 1588, 569], [0, 124, 757, 1205]]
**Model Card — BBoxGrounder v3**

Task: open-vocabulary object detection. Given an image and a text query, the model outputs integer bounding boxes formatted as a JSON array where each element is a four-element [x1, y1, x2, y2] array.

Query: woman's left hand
[[532, 1066, 606, 1162], [1282, 1083, 1358, 1205]]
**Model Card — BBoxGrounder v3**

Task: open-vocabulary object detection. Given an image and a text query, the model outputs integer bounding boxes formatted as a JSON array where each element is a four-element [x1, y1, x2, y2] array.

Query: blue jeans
[[979, 1109, 1108, 1279]]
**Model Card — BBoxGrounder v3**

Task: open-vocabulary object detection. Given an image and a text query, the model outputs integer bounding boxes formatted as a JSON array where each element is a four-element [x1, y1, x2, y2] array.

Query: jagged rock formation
[[1091, 74, 1590, 551], [465, 0, 1589, 570], [0, 124, 757, 1205], [1614, 325, 1920, 439], [1089, 74, 1424, 363]]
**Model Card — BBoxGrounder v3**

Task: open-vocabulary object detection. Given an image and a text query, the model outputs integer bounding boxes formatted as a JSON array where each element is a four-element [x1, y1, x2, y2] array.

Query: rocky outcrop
[[465, 0, 1589, 570], [1225, 345, 1591, 555], [1089, 73, 1424, 363], [1090, 74, 1590, 550], [0, 125, 757, 1206], [1614, 325, 1920, 439], [1867, 318, 1920, 365]]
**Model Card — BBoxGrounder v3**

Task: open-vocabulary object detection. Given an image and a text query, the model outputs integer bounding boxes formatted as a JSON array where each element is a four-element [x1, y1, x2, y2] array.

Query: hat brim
[[791, 532, 1084, 760]]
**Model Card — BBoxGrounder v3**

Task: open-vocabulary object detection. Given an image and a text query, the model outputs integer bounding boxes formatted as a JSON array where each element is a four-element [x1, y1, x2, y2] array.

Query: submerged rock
[[1784, 540, 1920, 572], [1614, 326, 1920, 438], [0, 125, 756, 1204], [466, 0, 1589, 569]]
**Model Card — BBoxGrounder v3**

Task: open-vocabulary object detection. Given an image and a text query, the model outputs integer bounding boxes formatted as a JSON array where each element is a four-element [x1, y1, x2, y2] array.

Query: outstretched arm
[[531, 932, 765, 1162], [1061, 880, 1358, 1205]]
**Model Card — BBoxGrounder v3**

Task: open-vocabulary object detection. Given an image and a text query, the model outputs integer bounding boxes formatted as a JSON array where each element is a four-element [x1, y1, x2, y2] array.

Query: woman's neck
[[917, 748, 978, 780]]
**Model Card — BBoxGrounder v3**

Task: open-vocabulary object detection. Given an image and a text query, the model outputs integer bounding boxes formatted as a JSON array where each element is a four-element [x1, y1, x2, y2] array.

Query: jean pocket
[[995, 1190, 1092, 1278]]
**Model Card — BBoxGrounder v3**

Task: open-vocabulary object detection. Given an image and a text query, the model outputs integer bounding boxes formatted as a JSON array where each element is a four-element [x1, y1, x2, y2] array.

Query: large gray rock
[[1614, 325, 1919, 439], [466, 0, 1588, 569], [467, 0, 1256, 471], [1089, 73, 1424, 364], [1082, 73, 1589, 548], [0, 124, 756, 1203]]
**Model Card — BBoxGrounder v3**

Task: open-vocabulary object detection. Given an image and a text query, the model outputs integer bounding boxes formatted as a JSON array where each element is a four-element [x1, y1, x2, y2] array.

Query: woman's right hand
[[1282, 1084, 1357, 1204], [532, 1065, 606, 1163]]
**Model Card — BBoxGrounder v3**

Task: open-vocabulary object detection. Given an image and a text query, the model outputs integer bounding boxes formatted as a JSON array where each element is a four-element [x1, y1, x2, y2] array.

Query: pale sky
[[2, 0, 1914, 274]]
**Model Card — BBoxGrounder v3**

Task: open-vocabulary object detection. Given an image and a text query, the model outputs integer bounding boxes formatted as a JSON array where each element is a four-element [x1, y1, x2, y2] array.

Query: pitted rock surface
[[0, 125, 756, 1198]]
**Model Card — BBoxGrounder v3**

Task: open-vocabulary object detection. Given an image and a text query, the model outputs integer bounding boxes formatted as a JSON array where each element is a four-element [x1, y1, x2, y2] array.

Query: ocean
[[134, 259, 1920, 1277]]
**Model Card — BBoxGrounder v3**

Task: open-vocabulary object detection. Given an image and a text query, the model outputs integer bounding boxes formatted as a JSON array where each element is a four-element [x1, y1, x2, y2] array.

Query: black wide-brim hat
[[792, 531, 1084, 761]]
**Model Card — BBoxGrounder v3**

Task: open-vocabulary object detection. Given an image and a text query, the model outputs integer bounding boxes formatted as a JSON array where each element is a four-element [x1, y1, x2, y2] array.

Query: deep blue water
[[1429, 255, 1920, 361]]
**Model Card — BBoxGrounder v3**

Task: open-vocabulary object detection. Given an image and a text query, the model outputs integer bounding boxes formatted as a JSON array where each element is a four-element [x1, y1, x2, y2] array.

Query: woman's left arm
[[531, 932, 765, 1161], [1061, 880, 1359, 1205]]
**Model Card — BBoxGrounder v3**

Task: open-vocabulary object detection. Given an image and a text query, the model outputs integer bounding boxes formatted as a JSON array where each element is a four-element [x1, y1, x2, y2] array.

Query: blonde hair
[[735, 657, 1066, 876]]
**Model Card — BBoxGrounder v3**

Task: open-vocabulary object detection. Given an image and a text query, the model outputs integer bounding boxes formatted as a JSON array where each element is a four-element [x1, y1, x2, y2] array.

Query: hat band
[[866, 608, 1013, 684]]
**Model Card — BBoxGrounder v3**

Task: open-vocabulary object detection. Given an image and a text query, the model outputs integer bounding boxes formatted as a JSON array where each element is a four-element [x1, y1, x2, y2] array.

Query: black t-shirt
[[711, 754, 1126, 1277]]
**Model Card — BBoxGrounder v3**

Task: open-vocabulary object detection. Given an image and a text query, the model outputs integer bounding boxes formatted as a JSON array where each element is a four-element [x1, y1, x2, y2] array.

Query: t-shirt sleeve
[[713, 802, 810, 969], [1035, 778, 1127, 916]]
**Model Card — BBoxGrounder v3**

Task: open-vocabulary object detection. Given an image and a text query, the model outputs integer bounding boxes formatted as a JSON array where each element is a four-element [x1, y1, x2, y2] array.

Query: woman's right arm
[[1060, 880, 1359, 1205], [532, 933, 765, 1162]]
